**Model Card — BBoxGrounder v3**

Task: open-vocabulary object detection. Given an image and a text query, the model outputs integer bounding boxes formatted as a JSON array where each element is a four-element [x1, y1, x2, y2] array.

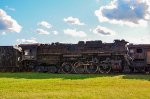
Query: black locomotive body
[[18, 40, 129, 73], [0, 39, 150, 74]]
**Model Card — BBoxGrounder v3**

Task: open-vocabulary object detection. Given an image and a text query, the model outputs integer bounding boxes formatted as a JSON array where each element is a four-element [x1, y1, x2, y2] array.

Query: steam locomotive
[[0, 39, 150, 74]]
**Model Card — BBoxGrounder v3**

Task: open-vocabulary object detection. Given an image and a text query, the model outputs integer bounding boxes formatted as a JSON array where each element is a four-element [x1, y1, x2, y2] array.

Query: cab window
[[24, 49, 32, 55], [129, 49, 134, 53]]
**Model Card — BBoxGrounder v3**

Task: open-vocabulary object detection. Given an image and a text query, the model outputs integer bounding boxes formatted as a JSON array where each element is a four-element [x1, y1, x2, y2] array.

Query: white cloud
[[35, 28, 50, 35], [93, 26, 116, 36], [16, 38, 37, 44], [1, 32, 6, 35], [0, 9, 22, 33], [64, 29, 87, 37], [53, 31, 58, 35], [96, 0, 100, 2], [64, 17, 85, 25], [125, 36, 150, 44], [83, 38, 92, 41], [37, 21, 52, 29], [95, 0, 150, 27], [89, 28, 92, 32], [5, 6, 16, 11]]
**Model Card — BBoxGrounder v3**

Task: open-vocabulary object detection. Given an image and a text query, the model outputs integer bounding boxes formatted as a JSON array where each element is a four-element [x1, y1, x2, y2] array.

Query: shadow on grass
[[122, 74, 150, 81], [0, 72, 118, 80], [0, 73, 150, 81]]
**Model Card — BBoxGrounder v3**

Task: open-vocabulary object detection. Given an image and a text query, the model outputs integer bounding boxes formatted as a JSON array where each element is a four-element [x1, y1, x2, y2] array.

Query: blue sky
[[0, 0, 150, 45]]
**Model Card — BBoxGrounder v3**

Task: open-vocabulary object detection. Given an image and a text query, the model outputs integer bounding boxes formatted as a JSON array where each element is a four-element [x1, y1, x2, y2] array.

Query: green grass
[[0, 73, 150, 99]]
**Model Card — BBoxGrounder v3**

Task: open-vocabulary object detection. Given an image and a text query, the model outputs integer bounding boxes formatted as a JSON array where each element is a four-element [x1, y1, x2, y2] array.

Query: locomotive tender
[[0, 39, 150, 74]]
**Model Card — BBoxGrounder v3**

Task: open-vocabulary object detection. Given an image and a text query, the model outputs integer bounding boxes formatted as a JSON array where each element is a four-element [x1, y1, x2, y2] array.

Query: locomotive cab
[[128, 44, 150, 72]]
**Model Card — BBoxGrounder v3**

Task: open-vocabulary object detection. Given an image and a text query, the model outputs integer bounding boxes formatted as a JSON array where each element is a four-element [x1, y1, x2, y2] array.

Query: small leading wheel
[[99, 63, 111, 74], [48, 65, 58, 73], [73, 62, 85, 74], [62, 62, 73, 73], [86, 62, 98, 74]]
